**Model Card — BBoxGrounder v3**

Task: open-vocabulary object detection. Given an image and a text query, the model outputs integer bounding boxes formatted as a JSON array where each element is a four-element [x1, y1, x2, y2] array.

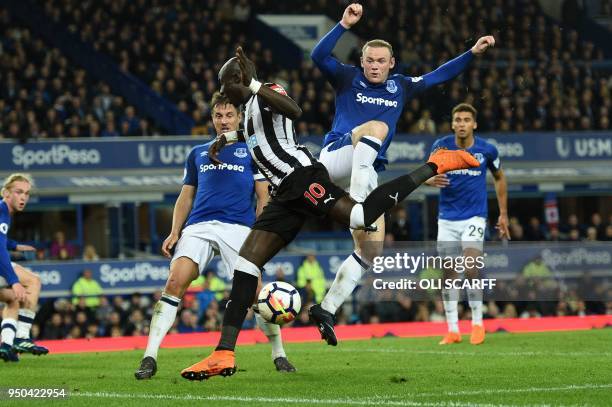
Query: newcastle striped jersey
[[243, 83, 317, 188]]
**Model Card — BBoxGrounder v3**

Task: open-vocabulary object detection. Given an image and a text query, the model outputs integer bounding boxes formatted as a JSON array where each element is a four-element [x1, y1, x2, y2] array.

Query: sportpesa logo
[[200, 163, 245, 173], [356, 93, 398, 107]]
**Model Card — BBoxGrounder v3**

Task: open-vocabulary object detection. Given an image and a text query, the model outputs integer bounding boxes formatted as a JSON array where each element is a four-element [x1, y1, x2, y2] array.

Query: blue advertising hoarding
[[1, 132, 611, 173]]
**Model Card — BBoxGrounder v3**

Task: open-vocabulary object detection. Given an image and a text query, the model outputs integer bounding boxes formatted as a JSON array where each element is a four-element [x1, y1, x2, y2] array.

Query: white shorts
[[437, 216, 486, 255], [319, 133, 378, 200], [171, 221, 251, 280]]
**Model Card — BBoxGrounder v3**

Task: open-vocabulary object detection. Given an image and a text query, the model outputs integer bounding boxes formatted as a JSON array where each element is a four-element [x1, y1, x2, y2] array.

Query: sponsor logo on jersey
[[356, 92, 398, 107], [386, 80, 398, 93], [200, 163, 245, 173], [411, 76, 423, 83], [447, 168, 482, 176], [0, 223, 8, 234], [234, 148, 248, 158]]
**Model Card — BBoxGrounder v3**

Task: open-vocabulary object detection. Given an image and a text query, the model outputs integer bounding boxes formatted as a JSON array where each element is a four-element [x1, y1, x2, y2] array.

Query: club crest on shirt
[[234, 147, 248, 158], [473, 152, 485, 164], [386, 80, 398, 93]]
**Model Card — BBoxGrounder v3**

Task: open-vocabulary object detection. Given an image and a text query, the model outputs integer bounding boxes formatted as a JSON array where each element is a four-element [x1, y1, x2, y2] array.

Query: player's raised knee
[[353, 120, 388, 142]]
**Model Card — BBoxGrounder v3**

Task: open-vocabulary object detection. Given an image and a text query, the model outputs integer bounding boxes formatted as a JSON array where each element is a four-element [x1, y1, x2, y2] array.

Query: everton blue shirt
[[183, 141, 263, 228], [0, 201, 19, 286], [312, 23, 474, 170], [431, 136, 501, 221]]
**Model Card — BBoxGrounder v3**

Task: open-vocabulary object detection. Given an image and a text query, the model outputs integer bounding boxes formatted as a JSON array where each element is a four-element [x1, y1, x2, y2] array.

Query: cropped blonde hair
[[1, 173, 33, 195], [362, 39, 394, 57]]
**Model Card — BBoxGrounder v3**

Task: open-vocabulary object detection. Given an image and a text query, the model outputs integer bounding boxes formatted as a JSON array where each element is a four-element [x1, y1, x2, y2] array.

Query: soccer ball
[[256, 281, 301, 326]]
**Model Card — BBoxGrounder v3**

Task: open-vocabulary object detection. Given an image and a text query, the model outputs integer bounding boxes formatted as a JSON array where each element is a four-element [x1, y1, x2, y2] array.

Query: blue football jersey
[[323, 66, 426, 169], [431, 136, 501, 221], [183, 142, 262, 228], [312, 23, 474, 171], [0, 201, 18, 286]]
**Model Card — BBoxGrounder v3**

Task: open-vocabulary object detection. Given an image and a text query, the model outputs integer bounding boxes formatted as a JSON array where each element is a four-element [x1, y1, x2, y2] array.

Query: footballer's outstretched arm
[[492, 169, 510, 240], [161, 185, 195, 258], [311, 3, 362, 77], [236, 47, 302, 120], [421, 36, 495, 88]]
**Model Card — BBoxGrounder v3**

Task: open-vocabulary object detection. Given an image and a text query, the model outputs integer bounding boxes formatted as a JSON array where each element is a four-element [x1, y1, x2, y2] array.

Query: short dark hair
[[452, 103, 477, 120], [210, 92, 239, 114]]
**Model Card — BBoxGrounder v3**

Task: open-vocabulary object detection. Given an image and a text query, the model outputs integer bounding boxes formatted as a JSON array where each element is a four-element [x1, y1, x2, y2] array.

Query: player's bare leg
[[0, 289, 20, 362], [10, 264, 48, 355], [439, 264, 462, 345], [136, 257, 198, 379], [181, 230, 286, 380], [465, 248, 485, 345]]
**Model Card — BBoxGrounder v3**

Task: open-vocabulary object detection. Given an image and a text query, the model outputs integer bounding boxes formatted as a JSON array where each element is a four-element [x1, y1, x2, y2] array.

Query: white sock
[[1, 318, 17, 346], [143, 293, 180, 360], [254, 312, 285, 360], [349, 204, 365, 229], [322, 252, 369, 314], [350, 136, 381, 202], [17, 309, 36, 339], [467, 289, 483, 326], [442, 289, 460, 333]]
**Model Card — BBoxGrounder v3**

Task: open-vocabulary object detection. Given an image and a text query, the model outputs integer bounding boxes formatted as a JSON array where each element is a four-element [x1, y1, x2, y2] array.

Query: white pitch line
[[326, 348, 612, 358], [411, 383, 612, 398], [70, 391, 552, 407]]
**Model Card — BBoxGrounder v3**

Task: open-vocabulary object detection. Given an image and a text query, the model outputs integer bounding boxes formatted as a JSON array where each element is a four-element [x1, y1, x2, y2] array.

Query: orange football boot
[[181, 350, 236, 381], [470, 325, 486, 345], [427, 148, 480, 174], [438, 332, 462, 345]]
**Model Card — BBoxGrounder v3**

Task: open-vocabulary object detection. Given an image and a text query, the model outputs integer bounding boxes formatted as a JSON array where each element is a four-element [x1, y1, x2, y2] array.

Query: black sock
[[362, 163, 436, 225], [216, 270, 259, 351]]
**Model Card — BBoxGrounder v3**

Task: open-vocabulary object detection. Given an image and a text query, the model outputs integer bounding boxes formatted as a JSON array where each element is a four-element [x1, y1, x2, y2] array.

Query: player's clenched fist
[[340, 3, 363, 29], [471, 36, 495, 55]]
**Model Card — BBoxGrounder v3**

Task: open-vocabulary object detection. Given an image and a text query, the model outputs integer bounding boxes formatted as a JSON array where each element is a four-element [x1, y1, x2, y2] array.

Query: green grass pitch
[[2, 329, 611, 406]]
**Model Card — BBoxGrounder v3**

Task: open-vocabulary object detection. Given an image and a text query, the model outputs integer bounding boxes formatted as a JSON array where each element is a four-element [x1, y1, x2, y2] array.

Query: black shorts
[[252, 163, 348, 243]]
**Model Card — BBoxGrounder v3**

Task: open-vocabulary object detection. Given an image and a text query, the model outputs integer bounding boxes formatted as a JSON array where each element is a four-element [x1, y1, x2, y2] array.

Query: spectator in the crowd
[[389, 207, 411, 241], [296, 254, 326, 303], [43, 313, 66, 339], [71, 269, 103, 307], [590, 213, 606, 240], [82, 244, 100, 261], [177, 309, 202, 333], [525, 216, 547, 241], [50, 230, 77, 259], [522, 257, 552, 278]]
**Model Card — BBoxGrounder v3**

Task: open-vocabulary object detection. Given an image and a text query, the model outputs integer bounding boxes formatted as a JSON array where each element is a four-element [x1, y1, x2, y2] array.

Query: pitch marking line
[[330, 349, 612, 358], [412, 383, 612, 398], [71, 391, 565, 407]]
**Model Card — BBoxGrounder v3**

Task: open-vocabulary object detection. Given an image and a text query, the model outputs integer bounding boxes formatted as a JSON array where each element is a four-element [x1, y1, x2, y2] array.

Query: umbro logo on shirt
[[200, 151, 208, 157]]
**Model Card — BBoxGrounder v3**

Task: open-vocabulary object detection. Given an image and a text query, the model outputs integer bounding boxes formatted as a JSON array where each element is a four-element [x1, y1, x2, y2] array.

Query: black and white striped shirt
[[243, 84, 317, 188]]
